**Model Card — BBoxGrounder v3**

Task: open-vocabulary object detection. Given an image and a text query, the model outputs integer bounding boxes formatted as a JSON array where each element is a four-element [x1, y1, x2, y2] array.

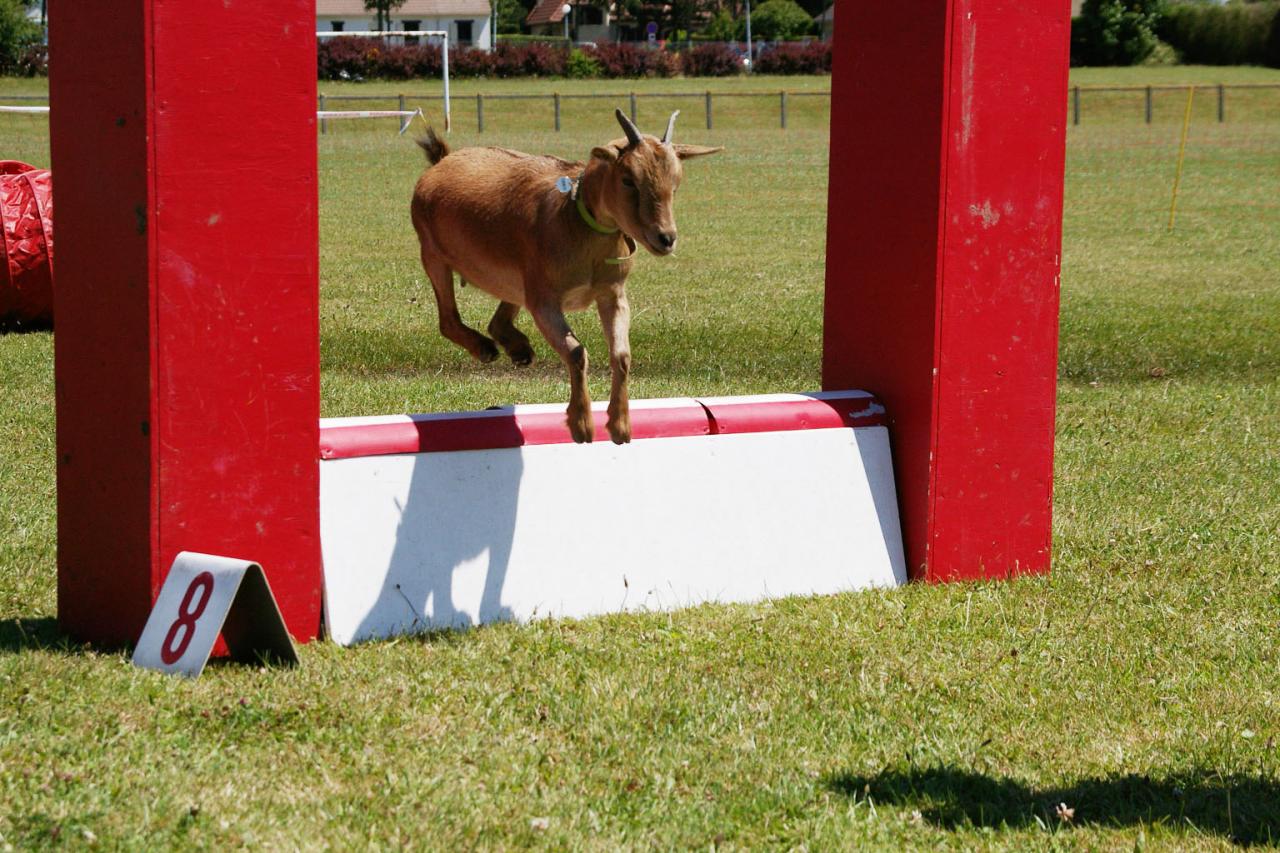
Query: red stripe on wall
[[320, 393, 886, 460]]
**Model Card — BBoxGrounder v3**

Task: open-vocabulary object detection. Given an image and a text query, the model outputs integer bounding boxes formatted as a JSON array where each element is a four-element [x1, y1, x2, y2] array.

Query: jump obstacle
[[48, 0, 1069, 647]]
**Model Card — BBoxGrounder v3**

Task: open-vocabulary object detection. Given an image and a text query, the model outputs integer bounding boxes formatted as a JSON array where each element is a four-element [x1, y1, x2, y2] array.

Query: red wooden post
[[50, 0, 322, 644], [823, 0, 1070, 581]]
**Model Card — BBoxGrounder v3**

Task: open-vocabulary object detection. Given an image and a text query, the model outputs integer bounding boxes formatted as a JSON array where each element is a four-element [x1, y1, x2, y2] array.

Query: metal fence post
[[1144, 85, 1152, 124], [705, 90, 712, 130], [1217, 84, 1225, 123], [398, 93, 407, 133], [780, 90, 787, 129], [554, 92, 561, 132], [477, 93, 484, 133], [319, 93, 327, 134], [629, 91, 637, 123], [1073, 86, 1080, 126]]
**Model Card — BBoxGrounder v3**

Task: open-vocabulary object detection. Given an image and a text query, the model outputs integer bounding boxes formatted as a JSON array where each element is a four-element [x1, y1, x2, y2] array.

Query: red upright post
[[823, 0, 1070, 581], [50, 1, 322, 644]]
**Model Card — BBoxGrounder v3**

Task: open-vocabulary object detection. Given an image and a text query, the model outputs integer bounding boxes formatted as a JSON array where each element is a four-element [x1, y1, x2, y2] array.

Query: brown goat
[[410, 109, 721, 444]]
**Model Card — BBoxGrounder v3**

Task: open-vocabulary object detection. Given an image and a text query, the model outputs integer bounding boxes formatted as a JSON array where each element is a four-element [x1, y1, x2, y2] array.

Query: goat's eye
[[621, 176, 636, 188]]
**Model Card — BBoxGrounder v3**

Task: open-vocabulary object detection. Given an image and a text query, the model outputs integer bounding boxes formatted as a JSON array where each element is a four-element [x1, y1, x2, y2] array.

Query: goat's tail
[[416, 128, 450, 165]]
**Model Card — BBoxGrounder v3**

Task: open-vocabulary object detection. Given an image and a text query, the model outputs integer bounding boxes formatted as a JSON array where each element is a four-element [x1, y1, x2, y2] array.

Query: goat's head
[[589, 109, 722, 257]]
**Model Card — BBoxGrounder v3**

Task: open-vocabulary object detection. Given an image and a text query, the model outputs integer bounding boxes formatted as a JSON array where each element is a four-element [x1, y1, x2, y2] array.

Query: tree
[[1072, 0, 1164, 65], [0, 0, 38, 74], [496, 0, 532, 35], [364, 0, 408, 32], [703, 8, 742, 40], [748, 0, 813, 40]]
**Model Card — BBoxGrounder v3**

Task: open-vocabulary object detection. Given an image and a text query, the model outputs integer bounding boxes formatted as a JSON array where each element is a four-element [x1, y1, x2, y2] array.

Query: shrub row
[[1158, 1, 1280, 67], [317, 38, 830, 80], [752, 40, 831, 74]]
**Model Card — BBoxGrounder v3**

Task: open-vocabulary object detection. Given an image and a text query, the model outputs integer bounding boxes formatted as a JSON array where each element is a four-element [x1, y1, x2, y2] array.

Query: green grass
[[2, 66, 1280, 849]]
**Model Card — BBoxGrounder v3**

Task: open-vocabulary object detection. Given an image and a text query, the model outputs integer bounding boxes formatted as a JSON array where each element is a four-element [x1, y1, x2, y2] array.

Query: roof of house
[[316, 0, 491, 19], [814, 4, 834, 23], [526, 0, 569, 26]]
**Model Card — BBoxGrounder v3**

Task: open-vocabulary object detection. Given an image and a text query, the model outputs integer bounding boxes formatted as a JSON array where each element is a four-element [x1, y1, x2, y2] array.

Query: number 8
[[160, 572, 214, 664]]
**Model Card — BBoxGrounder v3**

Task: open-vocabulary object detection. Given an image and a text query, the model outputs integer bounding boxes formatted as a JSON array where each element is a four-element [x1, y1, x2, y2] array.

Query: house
[[526, 0, 615, 43], [814, 3, 834, 41], [316, 0, 493, 50]]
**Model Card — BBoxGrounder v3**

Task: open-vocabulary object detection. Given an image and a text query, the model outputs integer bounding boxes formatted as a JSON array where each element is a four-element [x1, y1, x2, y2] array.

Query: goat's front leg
[[529, 298, 593, 443], [596, 289, 632, 444]]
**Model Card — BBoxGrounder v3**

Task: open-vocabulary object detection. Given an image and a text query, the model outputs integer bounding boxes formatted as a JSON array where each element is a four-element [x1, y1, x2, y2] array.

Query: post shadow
[[0, 617, 76, 653], [827, 765, 1279, 846]]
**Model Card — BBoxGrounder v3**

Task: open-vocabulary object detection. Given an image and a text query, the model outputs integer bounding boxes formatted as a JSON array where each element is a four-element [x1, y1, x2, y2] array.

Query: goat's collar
[[604, 236, 636, 266], [575, 194, 618, 235], [571, 171, 618, 235]]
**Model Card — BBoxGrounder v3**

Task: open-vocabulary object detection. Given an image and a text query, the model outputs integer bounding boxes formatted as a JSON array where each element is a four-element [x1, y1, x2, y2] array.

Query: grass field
[[2, 66, 1280, 849]]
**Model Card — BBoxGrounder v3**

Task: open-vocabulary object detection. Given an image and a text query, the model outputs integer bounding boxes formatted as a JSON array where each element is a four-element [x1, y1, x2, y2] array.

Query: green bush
[[1072, 0, 1165, 65], [748, 0, 815, 41], [0, 0, 39, 75], [1158, 1, 1280, 66], [702, 9, 743, 41], [1270, 6, 1280, 66], [565, 47, 603, 77], [496, 33, 571, 46]]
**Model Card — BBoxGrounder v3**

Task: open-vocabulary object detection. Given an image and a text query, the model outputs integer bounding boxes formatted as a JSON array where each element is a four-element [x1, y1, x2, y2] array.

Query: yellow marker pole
[[1168, 85, 1196, 230]]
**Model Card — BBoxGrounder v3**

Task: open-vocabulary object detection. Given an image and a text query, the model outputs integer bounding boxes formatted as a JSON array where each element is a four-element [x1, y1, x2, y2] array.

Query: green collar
[[604, 236, 636, 266], [575, 193, 618, 235]]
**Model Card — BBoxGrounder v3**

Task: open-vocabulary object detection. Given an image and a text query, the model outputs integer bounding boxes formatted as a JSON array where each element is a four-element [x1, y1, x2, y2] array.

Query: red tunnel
[[0, 160, 54, 328]]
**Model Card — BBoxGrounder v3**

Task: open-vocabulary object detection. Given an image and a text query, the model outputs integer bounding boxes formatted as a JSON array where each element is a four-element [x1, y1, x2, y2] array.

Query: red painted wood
[[51, 1, 322, 645], [823, 0, 1068, 581], [51, 3, 154, 644], [320, 393, 886, 460], [701, 393, 885, 436]]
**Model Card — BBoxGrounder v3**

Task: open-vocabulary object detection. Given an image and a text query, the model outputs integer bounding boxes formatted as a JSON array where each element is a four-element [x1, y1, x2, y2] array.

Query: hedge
[[317, 37, 833, 79], [1159, 1, 1280, 67], [753, 41, 831, 74]]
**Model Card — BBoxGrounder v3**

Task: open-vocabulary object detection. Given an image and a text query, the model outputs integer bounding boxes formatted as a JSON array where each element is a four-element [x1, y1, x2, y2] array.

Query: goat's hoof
[[567, 411, 594, 443], [508, 345, 535, 367], [607, 420, 631, 445]]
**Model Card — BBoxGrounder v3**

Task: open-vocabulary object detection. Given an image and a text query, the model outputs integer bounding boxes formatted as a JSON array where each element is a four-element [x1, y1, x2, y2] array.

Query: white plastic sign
[[132, 552, 297, 677]]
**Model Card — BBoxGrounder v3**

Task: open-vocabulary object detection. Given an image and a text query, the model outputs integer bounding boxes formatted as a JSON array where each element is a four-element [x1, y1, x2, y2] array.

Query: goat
[[410, 109, 722, 444]]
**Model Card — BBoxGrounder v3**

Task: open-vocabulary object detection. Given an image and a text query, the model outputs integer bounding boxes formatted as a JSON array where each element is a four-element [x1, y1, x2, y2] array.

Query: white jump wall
[[319, 391, 906, 645]]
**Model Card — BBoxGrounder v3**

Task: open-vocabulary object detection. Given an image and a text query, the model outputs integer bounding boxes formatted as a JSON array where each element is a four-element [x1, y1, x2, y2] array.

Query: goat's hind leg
[[421, 249, 498, 363], [487, 301, 535, 367]]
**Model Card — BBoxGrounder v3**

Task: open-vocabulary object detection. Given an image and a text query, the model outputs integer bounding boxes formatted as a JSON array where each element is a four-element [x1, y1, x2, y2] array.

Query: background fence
[[3, 84, 1277, 134], [314, 83, 1280, 134], [317, 89, 830, 133]]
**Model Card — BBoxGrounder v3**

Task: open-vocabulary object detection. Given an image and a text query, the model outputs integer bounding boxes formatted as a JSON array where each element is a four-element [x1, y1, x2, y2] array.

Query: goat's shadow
[[349, 417, 524, 641], [828, 765, 1280, 846]]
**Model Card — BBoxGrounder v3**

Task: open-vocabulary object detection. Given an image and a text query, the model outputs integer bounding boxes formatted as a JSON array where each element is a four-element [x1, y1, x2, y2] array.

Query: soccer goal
[[317, 30, 451, 131]]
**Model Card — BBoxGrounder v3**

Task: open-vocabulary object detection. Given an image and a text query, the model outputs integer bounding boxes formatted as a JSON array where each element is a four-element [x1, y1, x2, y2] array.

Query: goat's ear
[[672, 144, 724, 160], [590, 145, 620, 163]]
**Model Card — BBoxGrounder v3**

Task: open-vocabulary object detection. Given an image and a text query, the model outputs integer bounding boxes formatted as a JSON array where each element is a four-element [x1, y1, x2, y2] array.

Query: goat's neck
[[578, 160, 620, 233]]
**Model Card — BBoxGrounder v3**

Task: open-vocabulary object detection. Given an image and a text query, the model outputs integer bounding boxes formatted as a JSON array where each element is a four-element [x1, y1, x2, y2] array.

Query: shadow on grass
[[0, 617, 79, 653], [828, 766, 1279, 846], [0, 318, 52, 335]]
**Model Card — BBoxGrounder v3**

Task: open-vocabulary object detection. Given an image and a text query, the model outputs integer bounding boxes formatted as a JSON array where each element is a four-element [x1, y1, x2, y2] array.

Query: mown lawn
[[1, 66, 1279, 849]]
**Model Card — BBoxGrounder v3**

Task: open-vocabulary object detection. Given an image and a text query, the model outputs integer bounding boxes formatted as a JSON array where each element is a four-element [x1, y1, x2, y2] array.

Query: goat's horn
[[662, 110, 679, 145], [615, 108, 642, 147]]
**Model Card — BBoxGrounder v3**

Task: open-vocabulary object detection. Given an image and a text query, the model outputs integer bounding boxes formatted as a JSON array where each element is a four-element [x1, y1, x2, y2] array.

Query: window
[[330, 21, 345, 32], [402, 20, 421, 44], [455, 20, 473, 45]]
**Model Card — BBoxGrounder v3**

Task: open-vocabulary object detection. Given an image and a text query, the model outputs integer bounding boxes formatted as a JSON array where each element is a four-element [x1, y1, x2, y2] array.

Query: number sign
[[132, 552, 298, 677]]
